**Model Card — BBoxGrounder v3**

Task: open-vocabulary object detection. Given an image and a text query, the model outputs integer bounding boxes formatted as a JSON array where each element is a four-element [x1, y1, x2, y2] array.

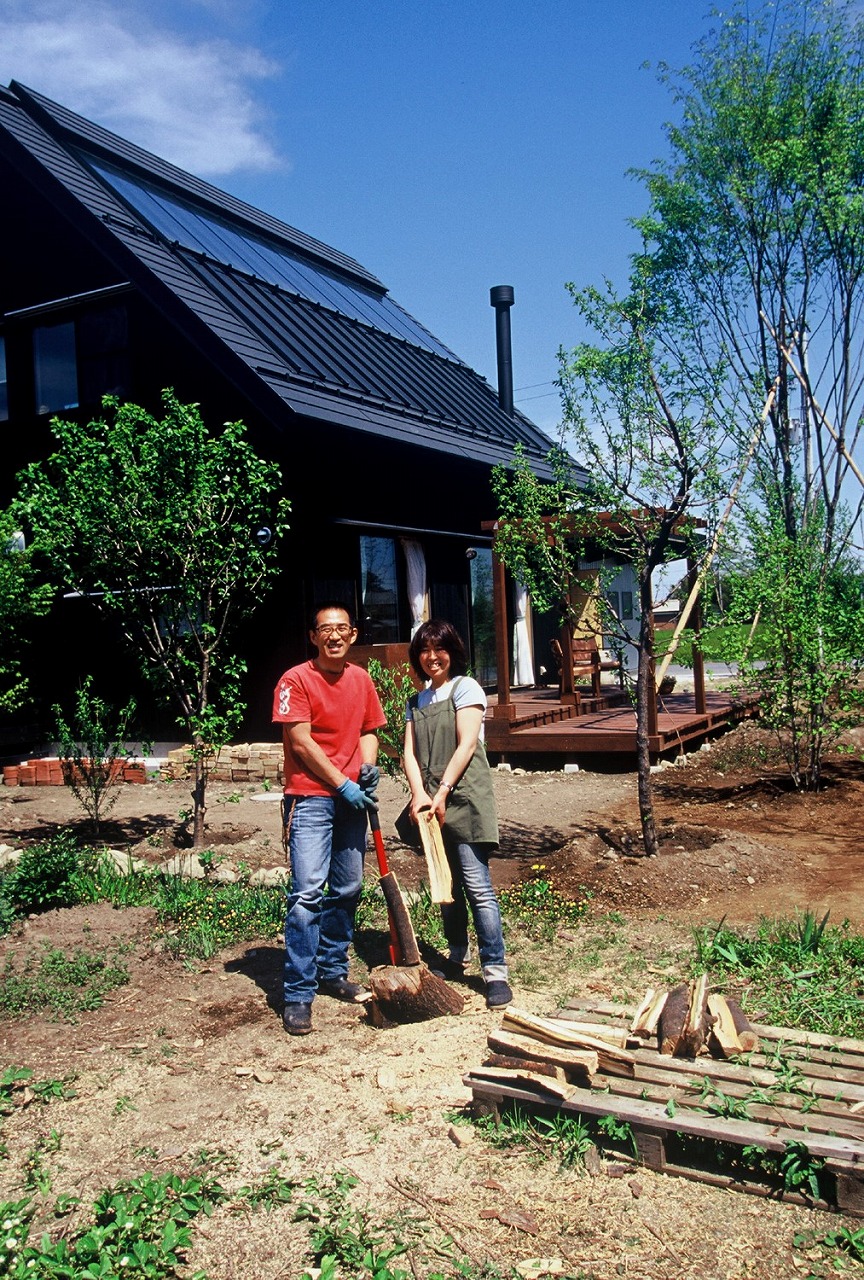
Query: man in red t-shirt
[[272, 603, 386, 1035]]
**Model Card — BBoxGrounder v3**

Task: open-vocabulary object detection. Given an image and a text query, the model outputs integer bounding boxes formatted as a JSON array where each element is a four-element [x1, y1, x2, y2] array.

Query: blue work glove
[[357, 763, 380, 802], [336, 777, 378, 810]]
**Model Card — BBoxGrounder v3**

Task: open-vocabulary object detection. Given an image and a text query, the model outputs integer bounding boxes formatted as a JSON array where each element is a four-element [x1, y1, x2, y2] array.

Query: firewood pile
[[466, 990, 864, 1214], [475, 979, 758, 1098]]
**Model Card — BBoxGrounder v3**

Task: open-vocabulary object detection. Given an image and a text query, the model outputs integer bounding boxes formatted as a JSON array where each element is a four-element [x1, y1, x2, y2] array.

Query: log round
[[369, 963, 465, 1022]]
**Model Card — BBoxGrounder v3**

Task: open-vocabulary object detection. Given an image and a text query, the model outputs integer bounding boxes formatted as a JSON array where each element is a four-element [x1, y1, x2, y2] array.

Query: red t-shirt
[[272, 660, 386, 797]]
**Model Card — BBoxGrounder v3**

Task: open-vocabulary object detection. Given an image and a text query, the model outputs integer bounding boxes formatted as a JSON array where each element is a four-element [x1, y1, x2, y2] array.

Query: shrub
[[3, 831, 94, 916]]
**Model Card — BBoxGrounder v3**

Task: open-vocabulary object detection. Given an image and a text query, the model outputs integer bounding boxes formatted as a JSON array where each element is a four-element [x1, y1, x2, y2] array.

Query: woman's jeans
[[440, 836, 508, 983], [283, 795, 367, 1005]]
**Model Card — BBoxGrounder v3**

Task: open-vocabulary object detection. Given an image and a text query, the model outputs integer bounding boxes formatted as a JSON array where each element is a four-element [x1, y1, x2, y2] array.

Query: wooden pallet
[[465, 998, 864, 1216]]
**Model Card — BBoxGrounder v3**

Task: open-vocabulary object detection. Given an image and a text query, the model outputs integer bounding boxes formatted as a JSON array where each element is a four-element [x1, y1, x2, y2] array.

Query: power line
[[514, 379, 556, 392], [516, 390, 559, 403]]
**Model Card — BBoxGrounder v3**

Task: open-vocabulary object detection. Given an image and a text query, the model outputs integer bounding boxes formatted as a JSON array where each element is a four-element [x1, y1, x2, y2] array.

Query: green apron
[[409, 677, 499, 847]]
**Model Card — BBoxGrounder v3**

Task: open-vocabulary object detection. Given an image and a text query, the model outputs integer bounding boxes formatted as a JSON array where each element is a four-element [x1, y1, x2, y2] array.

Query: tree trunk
[[191, 736, 207, 848], [635, 573, 659, 856]]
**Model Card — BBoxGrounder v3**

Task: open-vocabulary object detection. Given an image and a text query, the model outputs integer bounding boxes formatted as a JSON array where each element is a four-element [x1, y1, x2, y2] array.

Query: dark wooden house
[[0, 81, 562, 738]]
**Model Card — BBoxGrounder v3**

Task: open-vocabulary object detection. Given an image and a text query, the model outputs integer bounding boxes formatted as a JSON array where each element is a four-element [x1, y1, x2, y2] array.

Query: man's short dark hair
[[309, 600, 356, 632]]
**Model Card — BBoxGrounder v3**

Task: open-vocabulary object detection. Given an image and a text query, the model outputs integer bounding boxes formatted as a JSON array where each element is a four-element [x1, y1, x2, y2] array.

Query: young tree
[[53, 676, 142, 839], [636, 0, 864, 781], [495, 265, 741, 856], [722, 500, 864, 788], [15, 391, 289, 845], [0, 510, 52, 716], [641, 0, 864, 552]]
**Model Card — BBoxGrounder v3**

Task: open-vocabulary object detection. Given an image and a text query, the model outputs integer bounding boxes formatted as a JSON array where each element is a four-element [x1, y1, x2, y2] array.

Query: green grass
[[691, 911, 864, 1036], [0, 941, 131, 1020], [654, 622, 764, 666]]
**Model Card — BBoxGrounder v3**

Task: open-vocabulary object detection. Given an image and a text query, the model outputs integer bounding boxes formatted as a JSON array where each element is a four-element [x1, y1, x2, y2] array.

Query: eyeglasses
[[315, 623, 354, 636]]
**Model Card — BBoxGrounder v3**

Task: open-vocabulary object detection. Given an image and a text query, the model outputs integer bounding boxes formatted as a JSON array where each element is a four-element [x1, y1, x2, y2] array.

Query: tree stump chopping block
[[368, 963, 465, 1023]]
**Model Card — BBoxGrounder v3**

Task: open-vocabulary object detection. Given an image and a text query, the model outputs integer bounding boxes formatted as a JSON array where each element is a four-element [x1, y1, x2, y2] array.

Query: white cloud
[[0, 0, 285, 176]]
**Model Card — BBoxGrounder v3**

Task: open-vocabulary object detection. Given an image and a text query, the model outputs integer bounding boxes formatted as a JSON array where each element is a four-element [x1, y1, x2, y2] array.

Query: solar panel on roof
[[84, 155, 457, 360]]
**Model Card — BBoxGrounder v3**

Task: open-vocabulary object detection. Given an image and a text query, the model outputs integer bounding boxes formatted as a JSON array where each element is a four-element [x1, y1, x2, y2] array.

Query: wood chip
[[479, 1207, 539, 1234], [448, 1124, 474, 1148], [515, 1260, 567, 1279]]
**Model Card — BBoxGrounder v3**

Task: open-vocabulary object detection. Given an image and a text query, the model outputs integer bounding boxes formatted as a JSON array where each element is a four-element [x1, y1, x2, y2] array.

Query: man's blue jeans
[[440, 836, 508, 983], [283, 794, 367, 1005]]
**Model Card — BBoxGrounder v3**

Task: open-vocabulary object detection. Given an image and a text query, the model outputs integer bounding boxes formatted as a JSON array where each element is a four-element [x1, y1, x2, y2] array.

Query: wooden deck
[[485, 686, 758, 762]]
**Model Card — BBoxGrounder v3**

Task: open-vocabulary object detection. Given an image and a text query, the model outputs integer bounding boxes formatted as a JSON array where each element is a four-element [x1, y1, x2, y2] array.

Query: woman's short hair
[[409, 619, 468, 680]]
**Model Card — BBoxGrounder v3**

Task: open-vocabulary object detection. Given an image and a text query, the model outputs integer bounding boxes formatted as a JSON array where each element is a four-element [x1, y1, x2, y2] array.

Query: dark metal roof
[[0, 81, 562, 475]]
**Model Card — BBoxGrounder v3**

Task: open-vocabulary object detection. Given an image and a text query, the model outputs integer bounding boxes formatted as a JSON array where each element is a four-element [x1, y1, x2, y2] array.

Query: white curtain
[[512, 581, 534, 686], [400, 538, 427, 636]]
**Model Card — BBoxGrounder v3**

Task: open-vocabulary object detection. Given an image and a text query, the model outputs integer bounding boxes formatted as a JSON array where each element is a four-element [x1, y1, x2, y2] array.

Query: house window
[[470, 548, 496, 684], [360, 536, 399, 643], [78, 305, 129, 403], [0, 336, 7, 422], [621, 591, 634, 620], [34, 321, 78, 414]]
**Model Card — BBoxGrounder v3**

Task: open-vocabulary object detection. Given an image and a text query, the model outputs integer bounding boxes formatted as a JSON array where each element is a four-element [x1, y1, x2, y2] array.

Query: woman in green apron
[[403, 620, 512, 1009]]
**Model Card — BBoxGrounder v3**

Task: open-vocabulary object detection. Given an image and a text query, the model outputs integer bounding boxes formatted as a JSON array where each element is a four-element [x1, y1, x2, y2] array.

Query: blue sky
[[0, 0, 717, 439]]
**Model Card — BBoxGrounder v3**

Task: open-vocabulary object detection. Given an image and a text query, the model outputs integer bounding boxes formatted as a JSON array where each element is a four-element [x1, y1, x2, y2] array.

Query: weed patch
[[498, 870, 591, 938], [0, 941, 130, 1020], [692, 912, 864, 1036]]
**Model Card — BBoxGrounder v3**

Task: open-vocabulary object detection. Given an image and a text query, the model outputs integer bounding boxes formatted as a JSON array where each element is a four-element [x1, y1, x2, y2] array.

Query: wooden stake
[[655, 377, 779, 688]]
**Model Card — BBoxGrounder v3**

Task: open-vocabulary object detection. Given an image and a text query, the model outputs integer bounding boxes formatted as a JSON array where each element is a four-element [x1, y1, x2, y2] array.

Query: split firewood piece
[[682, 973, 711, 1057], [658, 976, 711, 1057], [707, 993, 744, 1058], [725, 996, 760, 1053], [658, 983, 690, 1056], [487, 1030, 597, 1082], [368, 963, 465, 1023], [484, 1053, 567, 1082], [469, 1065, 573, 1102], [415, 810, 453, 903], [629, 988, 669, 1041], [501, 1008, 635, 1077], [550, 1016, 628, 1049]]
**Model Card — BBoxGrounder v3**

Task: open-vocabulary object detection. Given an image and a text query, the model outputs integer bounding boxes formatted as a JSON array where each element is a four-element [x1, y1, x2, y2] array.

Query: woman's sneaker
[[485, 980, 513, 1009]]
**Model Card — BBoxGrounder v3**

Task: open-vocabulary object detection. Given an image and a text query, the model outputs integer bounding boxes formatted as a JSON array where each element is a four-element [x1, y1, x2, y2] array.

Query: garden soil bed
[[1, 724, 863, 1278]]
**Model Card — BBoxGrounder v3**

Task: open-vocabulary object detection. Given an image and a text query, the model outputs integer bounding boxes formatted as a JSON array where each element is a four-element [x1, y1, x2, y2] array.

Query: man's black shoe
[[282, 1003, 313, 1035], [317, 977, 369, 1003], [485, 980, 513, 1009], [429, 958, 469, 982]]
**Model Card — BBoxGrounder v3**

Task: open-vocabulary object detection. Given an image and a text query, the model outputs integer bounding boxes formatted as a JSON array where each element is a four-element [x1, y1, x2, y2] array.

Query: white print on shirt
[[278, 683, 291, 717]]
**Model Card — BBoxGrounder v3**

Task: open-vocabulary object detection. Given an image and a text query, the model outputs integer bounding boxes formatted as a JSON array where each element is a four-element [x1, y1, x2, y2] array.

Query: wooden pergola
[[482, 519, 708, 740]]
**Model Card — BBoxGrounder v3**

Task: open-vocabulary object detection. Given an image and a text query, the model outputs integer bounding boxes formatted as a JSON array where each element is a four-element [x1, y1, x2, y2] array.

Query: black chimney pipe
[[489, 284, 515, 417]]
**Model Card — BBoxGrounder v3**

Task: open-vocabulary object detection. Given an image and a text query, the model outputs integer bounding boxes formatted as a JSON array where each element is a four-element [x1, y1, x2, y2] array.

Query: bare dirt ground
[[2, 724, 864, 1279]]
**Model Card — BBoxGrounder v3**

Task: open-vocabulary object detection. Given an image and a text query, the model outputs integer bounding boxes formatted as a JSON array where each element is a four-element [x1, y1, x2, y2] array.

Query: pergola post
[[491, 545, 515, 720]]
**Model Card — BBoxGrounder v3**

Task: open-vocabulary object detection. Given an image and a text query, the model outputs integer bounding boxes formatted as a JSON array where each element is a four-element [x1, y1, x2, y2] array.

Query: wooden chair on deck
[[550, 635, 621, 699]]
